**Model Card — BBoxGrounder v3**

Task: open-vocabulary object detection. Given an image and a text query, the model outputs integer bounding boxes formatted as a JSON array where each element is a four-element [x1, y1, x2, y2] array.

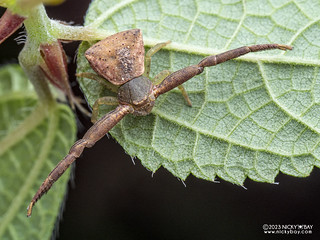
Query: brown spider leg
[[27, 104, 133, 217], [153, 44, 292, 97], [153, 70, 192, 106]]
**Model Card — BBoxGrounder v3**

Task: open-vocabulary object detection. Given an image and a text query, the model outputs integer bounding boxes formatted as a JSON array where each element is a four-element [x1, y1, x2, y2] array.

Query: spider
[[27, 29, 292, 216]]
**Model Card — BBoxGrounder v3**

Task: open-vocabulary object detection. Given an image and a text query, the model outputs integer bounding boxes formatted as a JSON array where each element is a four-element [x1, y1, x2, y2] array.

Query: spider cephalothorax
[[118, 76, 155, 116]]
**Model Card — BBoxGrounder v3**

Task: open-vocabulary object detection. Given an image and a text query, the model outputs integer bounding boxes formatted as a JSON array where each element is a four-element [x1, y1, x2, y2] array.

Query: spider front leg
[[27, 104, 133, 217], [153, 70, 192, 106], [144, 41, 192, 106], [153, 43, 292, 97]]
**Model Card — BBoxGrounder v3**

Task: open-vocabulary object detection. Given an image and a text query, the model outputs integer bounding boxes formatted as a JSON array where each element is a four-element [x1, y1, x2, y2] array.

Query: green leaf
[[0, 64, 76, 239], [77, 0, 320, 185]]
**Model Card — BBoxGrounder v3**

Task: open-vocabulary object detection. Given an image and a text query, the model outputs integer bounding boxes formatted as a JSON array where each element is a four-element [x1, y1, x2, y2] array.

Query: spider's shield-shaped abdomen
[[85, 29, 145, 85], [118, 76, 155, 116]]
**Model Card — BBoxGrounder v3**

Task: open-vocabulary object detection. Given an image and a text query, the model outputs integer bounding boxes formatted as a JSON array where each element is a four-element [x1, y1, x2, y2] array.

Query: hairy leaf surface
[[77, 0, 320, 185]]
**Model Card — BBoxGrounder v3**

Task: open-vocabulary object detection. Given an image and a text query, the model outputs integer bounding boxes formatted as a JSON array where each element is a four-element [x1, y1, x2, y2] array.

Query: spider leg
[[144, 41, 171, 78], [40, 64, 91, 116], [27, 104, 133, 217], [91, 96, 119, 123], [198, 44, 292, 68], [177, 85, 192, 107], [153, 70, 192, 106], [76, 72, 119, 93], [69, 94, 92, 117], [153, 43, 292, 97]]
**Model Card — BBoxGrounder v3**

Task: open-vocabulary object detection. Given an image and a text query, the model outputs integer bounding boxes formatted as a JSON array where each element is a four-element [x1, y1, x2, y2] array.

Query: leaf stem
[[17, 4, 110, 107], [52, 22, 109, 41]]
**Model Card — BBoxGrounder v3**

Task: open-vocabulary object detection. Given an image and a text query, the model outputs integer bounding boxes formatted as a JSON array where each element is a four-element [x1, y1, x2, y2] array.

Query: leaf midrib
[[80, 27, 320, 67], [84, 0, 320, 68]]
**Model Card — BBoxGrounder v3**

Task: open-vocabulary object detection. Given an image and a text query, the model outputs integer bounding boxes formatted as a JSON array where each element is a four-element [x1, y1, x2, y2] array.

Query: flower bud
[[39, 41, 74, 106], [39, 40, 90, 115], [0, 9, 25, 45]]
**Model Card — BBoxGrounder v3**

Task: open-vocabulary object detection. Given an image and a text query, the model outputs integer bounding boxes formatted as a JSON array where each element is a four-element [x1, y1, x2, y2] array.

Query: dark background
[[1, 1, 319, 239]]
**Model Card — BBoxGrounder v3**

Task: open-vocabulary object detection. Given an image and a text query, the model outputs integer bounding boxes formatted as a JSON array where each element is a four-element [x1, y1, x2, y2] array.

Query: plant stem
[[18, 5, 55, 107], [52, 22, 109, 41]]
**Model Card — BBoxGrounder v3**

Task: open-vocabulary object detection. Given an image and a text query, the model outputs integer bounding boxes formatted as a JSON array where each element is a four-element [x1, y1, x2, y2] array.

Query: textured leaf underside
[[0, 65, 76, 239], [78, 0, 320, 185]]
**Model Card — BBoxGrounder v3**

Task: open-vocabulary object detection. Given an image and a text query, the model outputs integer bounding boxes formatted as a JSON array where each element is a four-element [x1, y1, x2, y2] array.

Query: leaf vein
[[224, 0, 247, 49]]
